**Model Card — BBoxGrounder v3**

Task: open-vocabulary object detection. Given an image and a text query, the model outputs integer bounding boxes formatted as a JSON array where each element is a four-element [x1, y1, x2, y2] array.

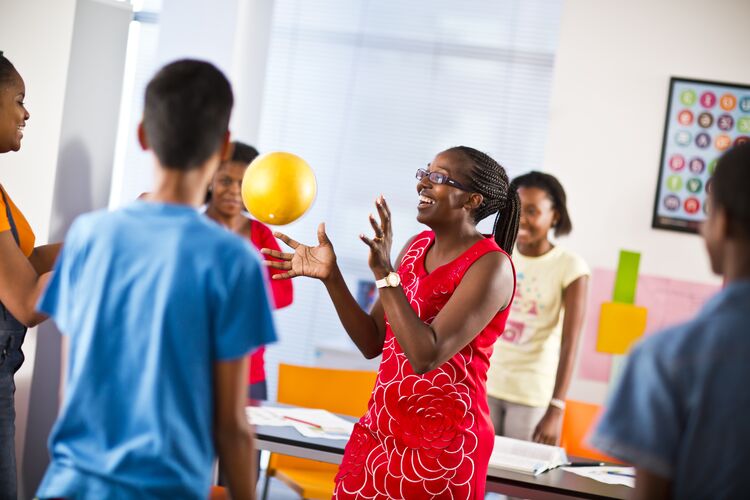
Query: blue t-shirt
[[36, 202, 277, 499], [591, 280, 750, 499]]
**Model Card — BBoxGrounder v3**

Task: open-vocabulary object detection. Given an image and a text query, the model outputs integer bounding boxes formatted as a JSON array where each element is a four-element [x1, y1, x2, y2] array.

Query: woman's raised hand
[[261, 223, 337, 281], [360, 195, 394, 278]]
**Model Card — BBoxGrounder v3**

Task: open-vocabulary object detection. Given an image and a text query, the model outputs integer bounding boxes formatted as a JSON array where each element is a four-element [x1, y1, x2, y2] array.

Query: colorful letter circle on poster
[[684, 197, 701, 214], [698, 112, 713, 128], [677, 110, 693, 125], [720, 93, 737, 111], [700, 91, 716, 108]]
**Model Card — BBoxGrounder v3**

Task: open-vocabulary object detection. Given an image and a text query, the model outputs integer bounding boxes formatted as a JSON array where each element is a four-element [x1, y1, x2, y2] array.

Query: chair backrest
[[267, 364, 378, 478], [277, 363, 377, 417], [560, 399, 623, 464]]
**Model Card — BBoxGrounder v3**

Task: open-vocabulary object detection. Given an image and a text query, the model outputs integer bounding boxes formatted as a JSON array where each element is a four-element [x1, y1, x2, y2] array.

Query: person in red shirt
[[205, 141, 293, 400], [264, 146, 518, 499]]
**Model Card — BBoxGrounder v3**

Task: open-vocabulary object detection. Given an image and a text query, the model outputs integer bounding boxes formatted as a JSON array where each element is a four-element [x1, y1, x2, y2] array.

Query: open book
[[488, 435, 569, 476]]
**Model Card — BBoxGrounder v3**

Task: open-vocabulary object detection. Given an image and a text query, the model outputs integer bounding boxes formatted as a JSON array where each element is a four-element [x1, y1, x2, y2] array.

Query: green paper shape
[[613, 250, 640, 304]]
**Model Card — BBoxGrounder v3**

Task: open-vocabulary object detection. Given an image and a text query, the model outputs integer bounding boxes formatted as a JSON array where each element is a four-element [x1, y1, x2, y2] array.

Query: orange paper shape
[[596, 302, 648, 355]]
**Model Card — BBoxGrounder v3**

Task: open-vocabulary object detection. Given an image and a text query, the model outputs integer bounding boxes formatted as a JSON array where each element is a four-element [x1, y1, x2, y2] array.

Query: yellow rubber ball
[[241, 151, 317, 225]]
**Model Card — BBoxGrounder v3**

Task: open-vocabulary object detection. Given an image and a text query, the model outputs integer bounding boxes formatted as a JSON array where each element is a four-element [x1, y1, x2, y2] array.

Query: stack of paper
[[246, 406, 354, 440], [488, 436, 569, 476], [561, 466, 635, 488]]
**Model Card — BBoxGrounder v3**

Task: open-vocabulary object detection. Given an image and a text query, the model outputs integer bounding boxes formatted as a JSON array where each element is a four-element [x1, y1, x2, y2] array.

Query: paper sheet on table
[[246, 407, 289, 426], [561, 466, 635, 488], [290, 422, 352, 440], [246, 406, 354, 439]]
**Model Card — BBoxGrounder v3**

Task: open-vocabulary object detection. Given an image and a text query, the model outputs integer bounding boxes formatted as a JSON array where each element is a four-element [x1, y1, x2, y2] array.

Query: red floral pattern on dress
[[334, 231, 514, 499]]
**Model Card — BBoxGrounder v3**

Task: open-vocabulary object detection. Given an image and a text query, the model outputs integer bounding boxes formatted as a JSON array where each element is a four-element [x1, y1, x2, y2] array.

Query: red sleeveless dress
[[334, 231, 515, 499]]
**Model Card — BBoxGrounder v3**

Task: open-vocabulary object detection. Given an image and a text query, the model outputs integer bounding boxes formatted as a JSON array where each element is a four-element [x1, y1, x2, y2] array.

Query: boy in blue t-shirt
[[591, 142, 750, 499], [36, 60, 276, 499]]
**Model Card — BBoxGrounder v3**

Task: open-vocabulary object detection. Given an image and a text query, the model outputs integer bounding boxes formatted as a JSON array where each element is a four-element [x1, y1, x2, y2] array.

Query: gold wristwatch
[[375, 271, 401, 289]]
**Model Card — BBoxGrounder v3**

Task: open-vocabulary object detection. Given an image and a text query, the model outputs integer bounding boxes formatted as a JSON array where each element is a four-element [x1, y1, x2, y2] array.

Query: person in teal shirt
[[36, 60, 276, 499], [592, 142, 750, 499]]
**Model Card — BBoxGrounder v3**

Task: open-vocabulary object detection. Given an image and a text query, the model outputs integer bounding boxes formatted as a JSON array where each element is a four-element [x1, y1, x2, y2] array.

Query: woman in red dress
[[264, 146, 519, 499]]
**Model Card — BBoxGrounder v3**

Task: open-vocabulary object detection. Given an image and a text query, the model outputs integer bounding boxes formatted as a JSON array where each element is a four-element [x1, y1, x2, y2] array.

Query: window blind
[[257, 0, 563, 398]]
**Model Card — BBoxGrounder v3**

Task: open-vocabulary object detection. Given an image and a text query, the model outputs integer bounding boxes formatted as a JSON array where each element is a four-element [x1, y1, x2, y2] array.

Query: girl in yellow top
[[0, 51, 60, 499], [487, 171, 589, 445]]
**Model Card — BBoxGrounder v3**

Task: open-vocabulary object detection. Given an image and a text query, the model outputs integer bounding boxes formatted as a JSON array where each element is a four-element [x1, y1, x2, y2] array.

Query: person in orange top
[[0, 51, 61, 499], [204, 141, 293, 400]]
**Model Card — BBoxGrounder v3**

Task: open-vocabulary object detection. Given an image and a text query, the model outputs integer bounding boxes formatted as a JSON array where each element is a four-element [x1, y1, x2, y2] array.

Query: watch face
[[387, 273, 400, 286]]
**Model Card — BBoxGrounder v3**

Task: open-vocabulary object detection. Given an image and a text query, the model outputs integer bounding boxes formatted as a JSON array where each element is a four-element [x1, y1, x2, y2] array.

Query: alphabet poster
[[653, 77, 750, 233]]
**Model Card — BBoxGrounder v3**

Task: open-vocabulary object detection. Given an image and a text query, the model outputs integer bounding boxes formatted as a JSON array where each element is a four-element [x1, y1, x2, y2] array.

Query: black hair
[[511, 171, 573, 237], [445, 146, 520, 255], [205, 141, 260, 204], [0, 51, 19, 86], [713, 142, 750, 237], [231, 141, 260, 164], [143, 59, 233, 170]]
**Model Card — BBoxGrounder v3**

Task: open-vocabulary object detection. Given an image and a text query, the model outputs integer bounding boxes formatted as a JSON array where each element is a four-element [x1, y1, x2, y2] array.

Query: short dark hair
[[143, 59, 233, 170], [231, 141, 259, 164], [0, 51, 18, 86], [445, 146, 520, 255], [713, 142, 750, 237], [511, 171, 573, 237]]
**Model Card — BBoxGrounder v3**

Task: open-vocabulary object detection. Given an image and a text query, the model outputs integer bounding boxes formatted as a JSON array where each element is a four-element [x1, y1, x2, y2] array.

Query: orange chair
[[260, 363, 377, 500], [560, 399, 623, 464], [208, 486, 228, 500]]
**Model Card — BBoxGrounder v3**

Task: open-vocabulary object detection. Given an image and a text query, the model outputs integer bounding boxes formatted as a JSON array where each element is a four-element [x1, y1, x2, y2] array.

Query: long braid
[[446, 146, 520, 255]]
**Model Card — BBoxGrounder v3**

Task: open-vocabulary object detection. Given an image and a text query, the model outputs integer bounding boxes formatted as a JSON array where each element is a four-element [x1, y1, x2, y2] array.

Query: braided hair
[[0, 51, 18, 86], [446, 146, 520, 255]]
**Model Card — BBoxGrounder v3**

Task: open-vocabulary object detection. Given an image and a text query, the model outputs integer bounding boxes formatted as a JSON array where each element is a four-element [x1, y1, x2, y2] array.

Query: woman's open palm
[[261, 223, 336, 281]]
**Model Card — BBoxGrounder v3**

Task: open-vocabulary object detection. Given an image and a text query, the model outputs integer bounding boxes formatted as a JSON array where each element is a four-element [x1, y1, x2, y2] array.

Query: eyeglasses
[[415, 168, 470, 191]]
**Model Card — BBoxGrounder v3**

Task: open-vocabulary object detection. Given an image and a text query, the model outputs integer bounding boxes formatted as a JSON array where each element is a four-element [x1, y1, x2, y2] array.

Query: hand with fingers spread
[[359, 195, 394, 279], [261, 222, 337, 281]]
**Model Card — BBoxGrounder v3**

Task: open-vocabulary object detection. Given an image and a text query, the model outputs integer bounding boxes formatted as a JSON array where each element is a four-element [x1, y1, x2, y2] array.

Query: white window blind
[[109, 0, 163, 209], [257, 0, 562, 399]]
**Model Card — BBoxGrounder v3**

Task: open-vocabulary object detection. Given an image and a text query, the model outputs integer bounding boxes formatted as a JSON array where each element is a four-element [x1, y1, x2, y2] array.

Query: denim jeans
[[0, 306, 27, 500]]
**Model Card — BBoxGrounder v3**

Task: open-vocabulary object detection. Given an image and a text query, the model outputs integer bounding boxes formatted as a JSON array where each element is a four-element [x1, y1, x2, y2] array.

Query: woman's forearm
[[323, 267, 385, 358]]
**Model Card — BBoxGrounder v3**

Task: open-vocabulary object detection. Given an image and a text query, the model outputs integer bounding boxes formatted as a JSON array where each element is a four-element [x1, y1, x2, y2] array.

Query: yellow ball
[[241, 151, 317, 225]]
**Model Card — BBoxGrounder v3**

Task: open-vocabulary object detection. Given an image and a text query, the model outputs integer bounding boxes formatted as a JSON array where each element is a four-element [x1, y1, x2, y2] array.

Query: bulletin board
[[652, 77, 750, 233]]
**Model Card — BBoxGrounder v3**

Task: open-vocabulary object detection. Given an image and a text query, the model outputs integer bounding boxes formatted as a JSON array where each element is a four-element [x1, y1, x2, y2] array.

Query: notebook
[[488, 435, 569, 476]]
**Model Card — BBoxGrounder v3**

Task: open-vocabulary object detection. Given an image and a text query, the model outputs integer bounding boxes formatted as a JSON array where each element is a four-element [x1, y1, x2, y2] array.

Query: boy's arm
[[214, 356, 256, 500]]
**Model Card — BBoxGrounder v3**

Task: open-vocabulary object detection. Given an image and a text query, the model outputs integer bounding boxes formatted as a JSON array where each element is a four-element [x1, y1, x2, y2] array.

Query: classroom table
[[251, 407, 630, 500]]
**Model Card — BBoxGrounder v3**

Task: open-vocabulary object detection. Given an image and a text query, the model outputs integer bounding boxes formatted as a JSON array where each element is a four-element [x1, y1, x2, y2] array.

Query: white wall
[[21, 1, 132, 494], [158, 0, 273, 144], [0, 2, 77, 497], [546, 0, 749, 402]]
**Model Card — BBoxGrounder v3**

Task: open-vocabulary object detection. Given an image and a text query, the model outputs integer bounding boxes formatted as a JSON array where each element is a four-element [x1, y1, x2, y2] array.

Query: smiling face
[[415, 150, 478, 227], [208, 160, 246, 217], [0, 70, 29, 153], [516, 186, 557, 247]]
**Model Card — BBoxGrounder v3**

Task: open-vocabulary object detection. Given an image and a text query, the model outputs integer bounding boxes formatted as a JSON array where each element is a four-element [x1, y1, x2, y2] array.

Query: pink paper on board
[[577, 268, 721, 382]]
